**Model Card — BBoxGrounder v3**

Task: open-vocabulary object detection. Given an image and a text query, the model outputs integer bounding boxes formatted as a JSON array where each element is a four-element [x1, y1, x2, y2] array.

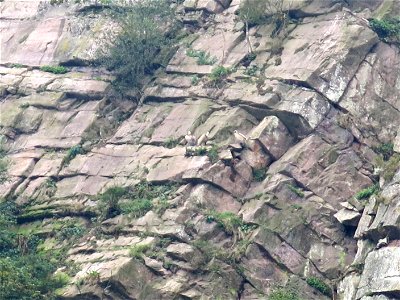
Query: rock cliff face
[[1, 0, 400, 299]]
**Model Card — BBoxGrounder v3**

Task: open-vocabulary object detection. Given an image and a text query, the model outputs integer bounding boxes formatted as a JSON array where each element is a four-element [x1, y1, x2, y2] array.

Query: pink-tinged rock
[[29, 154, 64, 177], [241, 243, 288, 293], [150, 100, 212, 144], [265, 11, 378, 102], [9, 18, 65, 66], [147, 155, 210, 183], [143, 85, 190, 102], [17, 177, 47, 204], [193, 107, 258, 145], [167, 29, 245, 74], [334, 208, 361, 226], [18, 70, 58, 92], [0, 177, 23, 199], [0, 73, 23, 89], [183, 160, 252, 198], [196, 0, 225, 13], [8, 156, 36, 177], [110, 103, 172, 144], [241, 139, 273, 170], [60, 110, 98, 137], [54, 175, 109, 198], [46, 77, 109, 98], [188, 184, 241, 213], [249, 116, 294, 160], [356, 247, 400, 299], [268, 135, 373, 208], [254, 227, 306, 275], [339, 43, 400, 144], [0, 1, 42, 19]]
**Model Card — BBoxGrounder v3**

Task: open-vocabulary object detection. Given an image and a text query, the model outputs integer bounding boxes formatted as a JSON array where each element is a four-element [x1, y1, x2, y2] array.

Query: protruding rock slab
[[339, 43, 400, 144], [183, 160, 252, 198], [356, 247, 400, 299], [265, 11, 378, 102], [249, 116, 294, 160]]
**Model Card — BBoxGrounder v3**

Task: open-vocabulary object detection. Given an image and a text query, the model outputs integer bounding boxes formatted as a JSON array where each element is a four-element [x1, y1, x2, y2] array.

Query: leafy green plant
[[241, 53, 257, 67], [185, 146, 209, 157], [19, 103, 30, 109], [164, 137, 179, 149], [207, 146, 219, 163], [191, 75, 200, 85], [98, 186, 129, 219], [252, 167, 267, 182], [375, 153, 400, 182], [306, 276, 332, 297], [186, 49, 217, 65], [355, 184, 379, 200], [53, 272, 71, 286], [62, 145, 85, 166], [0, 136, 9, 184], [369, 18, 400, 45], [0, 201, 68, 300], [244, 65, 259, 76], [129, 243, 151, 259], [209, 66, 233, 87], [11, 63, 25, 68], [85, 270, 100, 281], [40, 65, 68, 74], [206, 211, 256, 236], [268, 287, 300, 300], [100, 0, 176, 90], [98, 181, 177, 219], [375, 142, 394, 161], [287, 184, 305, 198], [239, 0, 288, 52], [120, 198, 153, 217], [57, 222, 85, 241]]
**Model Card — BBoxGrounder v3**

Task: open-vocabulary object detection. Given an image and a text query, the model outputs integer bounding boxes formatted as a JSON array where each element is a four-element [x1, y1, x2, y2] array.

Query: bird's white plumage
[[197, 131, 210, 146], [185, 131, 197, 146], [233, 130, 247, 143]]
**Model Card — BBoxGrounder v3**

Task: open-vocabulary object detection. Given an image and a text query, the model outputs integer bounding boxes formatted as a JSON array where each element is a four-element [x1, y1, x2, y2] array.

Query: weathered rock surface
[[2, 0, 400, 299]]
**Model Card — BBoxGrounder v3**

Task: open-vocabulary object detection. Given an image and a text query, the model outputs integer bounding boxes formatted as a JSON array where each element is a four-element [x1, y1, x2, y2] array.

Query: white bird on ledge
[[234, 130, 248, 144]]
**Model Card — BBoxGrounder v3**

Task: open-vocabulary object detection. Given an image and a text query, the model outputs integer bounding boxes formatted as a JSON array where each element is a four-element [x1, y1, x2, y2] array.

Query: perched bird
[[197, 131, 210, 146], [376, 236, 389, 249], [233, 130, 248, 144], [185, 131, 197, 146]]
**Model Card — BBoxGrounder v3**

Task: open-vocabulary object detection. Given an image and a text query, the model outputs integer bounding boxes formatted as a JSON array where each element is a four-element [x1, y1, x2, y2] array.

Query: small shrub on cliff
[[268, 287, 300, 300], [98, 181, 177, 219], [164, 137, 179, 149], [100, 0, 177, 90], [355, 184, 379, 200], [98, 186, 129, 218], [0, 201, 67, 300], [287, 184, 305, 198], [306, 276, 332, 297], [207, 145, 219, 163], [375, 142, 394, 161], [120, 198, 153, 218], [62, 145, 86, 166], [252, 167, 267, 182], [208, 66, 233, 88], [376, 153, 400, 182], [129, 243, 151, 259], [40, 65, 68, 74], [369, 18, 400, 45], [205, 211, 256, 235], [186, 49, 217, 65], [239, 0, 288, 52], [0, 136, 9, 184]]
